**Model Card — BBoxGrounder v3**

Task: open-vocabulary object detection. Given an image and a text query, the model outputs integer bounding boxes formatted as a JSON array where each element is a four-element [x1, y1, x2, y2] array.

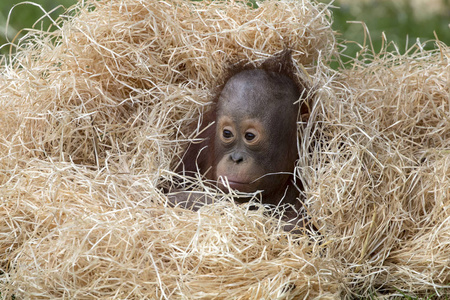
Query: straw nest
[[0, 0, 449, 298]]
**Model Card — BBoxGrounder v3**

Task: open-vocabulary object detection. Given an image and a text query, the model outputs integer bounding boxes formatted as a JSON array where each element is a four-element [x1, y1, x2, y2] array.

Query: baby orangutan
[[168, 53, 309, 232]]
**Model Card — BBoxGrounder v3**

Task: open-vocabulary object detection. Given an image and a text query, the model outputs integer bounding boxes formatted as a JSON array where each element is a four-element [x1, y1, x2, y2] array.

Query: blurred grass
[[322, 0, 450, 67], [0, 0, 77, 54], [0, 0, 449, 62]]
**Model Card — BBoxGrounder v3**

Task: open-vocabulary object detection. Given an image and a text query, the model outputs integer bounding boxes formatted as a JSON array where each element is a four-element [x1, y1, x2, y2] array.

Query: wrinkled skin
[[168, 68, 307, 232], [213, 69, 299, 204]]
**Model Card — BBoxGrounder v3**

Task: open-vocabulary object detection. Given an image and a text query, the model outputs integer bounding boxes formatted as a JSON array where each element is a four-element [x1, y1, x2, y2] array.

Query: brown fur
[[170, 50, 310, 232]]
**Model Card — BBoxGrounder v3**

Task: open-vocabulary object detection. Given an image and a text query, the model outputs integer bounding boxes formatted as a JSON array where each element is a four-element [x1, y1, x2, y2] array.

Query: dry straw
[[0, 0, 448, 298]]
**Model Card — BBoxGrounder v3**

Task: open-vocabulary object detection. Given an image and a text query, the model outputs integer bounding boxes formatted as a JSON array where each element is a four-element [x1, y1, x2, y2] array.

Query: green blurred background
[[0, 0, 449, 61], [0, 0, 75, 53]]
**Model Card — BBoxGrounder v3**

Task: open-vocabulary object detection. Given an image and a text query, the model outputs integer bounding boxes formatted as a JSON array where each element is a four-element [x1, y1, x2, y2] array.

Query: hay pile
[[0, 0, 448, 298], [307, 41, 450, 297]]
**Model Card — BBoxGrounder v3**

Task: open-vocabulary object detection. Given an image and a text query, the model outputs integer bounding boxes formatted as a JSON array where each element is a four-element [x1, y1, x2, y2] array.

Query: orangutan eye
[[244, 132, 256, 141], [223, 129, 233, 139]]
